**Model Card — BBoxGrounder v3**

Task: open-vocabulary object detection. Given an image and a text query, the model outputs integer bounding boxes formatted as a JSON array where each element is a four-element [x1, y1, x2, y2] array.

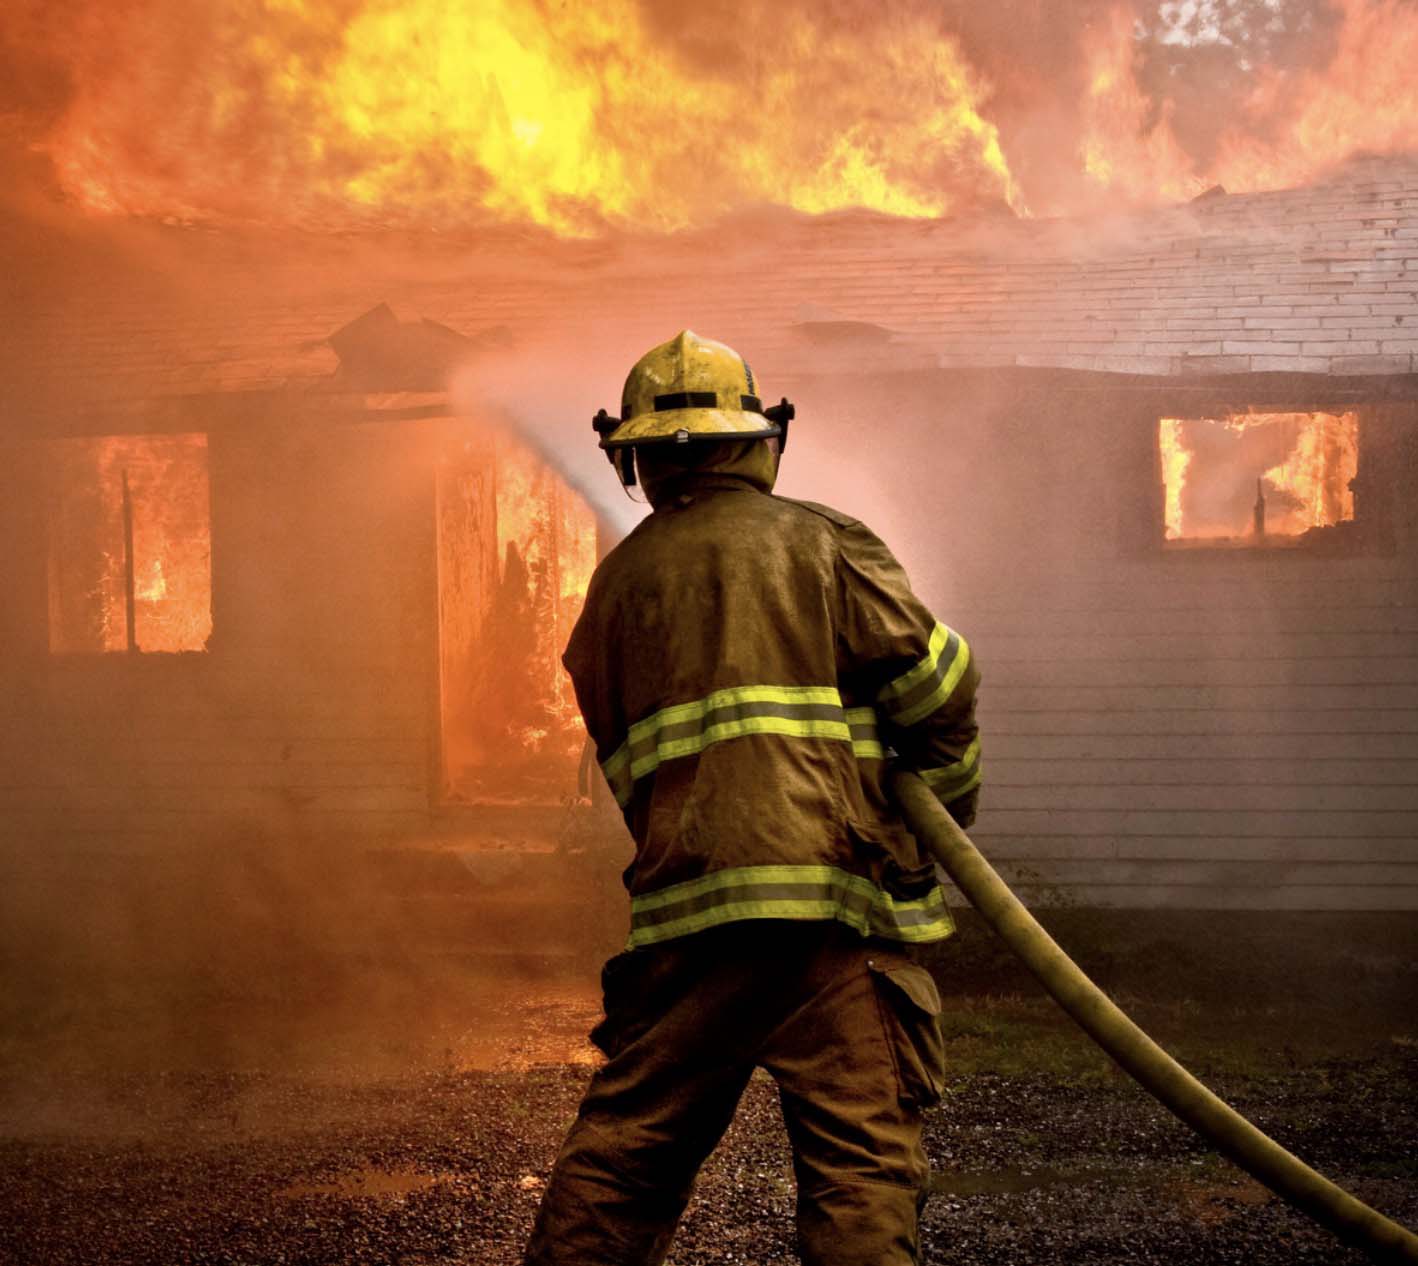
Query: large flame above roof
[[9, 0, 1418, 235], [39, 0, 1019, 235]]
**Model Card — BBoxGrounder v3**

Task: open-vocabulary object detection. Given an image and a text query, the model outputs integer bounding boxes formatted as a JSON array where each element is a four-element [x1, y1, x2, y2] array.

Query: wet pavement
[[1, 986, 1414, 1266]]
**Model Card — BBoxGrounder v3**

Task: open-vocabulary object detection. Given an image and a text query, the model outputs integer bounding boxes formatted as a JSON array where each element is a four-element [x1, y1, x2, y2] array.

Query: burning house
[[2, 154, 1416, 926], [2, 1, 1418, 947], [5, 9, 1418, 1265]]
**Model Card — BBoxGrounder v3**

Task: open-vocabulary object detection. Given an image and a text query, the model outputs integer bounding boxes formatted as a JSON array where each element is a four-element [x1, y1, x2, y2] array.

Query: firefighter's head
[[592, 330, 794, 501]]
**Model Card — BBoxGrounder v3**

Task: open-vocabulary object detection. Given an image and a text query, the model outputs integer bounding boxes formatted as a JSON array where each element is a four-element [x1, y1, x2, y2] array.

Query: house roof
[[5, 154, 1418, 420]]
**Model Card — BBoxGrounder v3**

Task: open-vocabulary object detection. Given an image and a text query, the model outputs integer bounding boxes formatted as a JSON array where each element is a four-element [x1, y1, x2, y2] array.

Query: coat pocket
[[869, 959, 947, 1108]]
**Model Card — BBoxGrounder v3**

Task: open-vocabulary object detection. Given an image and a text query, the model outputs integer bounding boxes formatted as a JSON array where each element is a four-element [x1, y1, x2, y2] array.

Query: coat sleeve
[[562, 574, 624, 771], [835, 519, 981, 827]]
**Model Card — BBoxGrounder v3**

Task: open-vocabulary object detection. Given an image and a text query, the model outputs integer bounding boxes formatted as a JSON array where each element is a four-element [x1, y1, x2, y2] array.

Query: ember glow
[[46, 434, 213, 653], [437, 429, 596, 803], [1159, 411, 1359, 543]]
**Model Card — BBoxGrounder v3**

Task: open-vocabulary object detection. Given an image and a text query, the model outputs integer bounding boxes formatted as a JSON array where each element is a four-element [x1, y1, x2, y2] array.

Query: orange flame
[[44, 0, 1020, 235], [1209, 0, 1418, 195], [1080, 0, 1418, 207], [1158, 417, 1191, 541], [20, 1, 1418, 229], [1248, 412, 1359, 532], [1080, 8, 1204, 205], [437, 427, 596, 803], [491, 430, 597, 730]]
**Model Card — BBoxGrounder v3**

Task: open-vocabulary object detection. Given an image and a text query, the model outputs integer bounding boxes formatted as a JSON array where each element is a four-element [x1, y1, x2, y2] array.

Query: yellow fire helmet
[[592, 330, 794, 485]]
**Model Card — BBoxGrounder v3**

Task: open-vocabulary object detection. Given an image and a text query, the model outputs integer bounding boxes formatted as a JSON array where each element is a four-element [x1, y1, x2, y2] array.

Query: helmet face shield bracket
[[593, 408, 637, 486], [763, 398, 794, 452]]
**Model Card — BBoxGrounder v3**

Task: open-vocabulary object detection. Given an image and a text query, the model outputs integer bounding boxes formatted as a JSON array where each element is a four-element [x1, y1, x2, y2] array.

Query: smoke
[[0, 237, 642, 1087], [2, 0, 1411, 1117], [0, 774, 626, 1088], [448, 322, 953, 589], [0, 830, 623, 1132], [450, 334, 653, 539]]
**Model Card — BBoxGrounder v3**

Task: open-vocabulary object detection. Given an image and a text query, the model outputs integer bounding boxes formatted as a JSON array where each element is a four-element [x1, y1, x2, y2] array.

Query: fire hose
[[890, 768, 1418, 1265]]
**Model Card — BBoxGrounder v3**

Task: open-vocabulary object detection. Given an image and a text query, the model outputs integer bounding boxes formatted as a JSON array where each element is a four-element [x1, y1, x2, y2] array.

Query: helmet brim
[[600, 407, 782, 449]]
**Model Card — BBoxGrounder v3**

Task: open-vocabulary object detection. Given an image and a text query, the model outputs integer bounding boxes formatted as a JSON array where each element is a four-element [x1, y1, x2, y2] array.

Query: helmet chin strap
[[614, 450, 650, 503]]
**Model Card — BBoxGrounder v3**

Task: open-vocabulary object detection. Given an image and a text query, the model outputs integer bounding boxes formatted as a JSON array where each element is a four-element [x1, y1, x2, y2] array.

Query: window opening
[[436, 429, 597, 805], [1158, 411, 1359, 547], [46, 433, 213, 653]]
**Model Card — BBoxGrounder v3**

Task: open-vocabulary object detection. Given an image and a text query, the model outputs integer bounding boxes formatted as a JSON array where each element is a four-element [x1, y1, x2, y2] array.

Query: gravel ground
[[1, 991, 1413, 1266]]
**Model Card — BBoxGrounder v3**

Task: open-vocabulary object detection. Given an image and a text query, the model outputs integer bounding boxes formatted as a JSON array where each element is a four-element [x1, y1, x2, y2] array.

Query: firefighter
[[523, 331, 981, 1266]]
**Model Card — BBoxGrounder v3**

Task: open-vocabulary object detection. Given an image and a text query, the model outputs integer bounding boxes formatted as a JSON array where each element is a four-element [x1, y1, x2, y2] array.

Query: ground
[[1, 918, 1415, 1266]]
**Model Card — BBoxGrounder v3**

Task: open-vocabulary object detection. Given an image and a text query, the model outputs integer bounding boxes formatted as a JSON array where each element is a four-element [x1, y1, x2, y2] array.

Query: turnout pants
[[523, 920, 946, 1266]]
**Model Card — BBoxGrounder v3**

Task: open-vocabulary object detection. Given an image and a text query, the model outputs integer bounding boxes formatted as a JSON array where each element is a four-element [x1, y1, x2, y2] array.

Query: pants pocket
[[590, 949, 650, 1057], [868, 960, 947, 1108], [589, 943, 693, 1058]]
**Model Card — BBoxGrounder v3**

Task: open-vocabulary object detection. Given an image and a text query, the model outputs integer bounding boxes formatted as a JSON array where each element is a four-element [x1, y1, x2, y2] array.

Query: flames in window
[[46, 434, 213, 653], [437, 430, 597, 804], [1158, 412, 1359, 546]]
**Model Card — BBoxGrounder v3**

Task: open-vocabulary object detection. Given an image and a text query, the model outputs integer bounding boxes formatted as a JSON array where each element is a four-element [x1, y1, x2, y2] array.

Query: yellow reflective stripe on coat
[[919, 737, 982, 801], [600, 685, 857, 807], [845, 706, 885, 760], [600, 747, 635, 807], [878, 622, 972, 729], [627, 864, 955, 948]]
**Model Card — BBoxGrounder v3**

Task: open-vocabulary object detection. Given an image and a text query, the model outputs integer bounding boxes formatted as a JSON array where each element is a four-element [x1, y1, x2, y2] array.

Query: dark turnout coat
[[564, 472, 980, 950]]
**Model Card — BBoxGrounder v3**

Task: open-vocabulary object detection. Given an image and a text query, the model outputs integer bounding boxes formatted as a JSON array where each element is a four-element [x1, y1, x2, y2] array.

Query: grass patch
[[934, 990, 1416, 1088], [937, 994, 1116, 1083]]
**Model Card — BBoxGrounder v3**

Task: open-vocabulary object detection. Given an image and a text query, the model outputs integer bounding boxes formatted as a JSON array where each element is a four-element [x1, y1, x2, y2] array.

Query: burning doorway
[[436, 429, 597, 804], [1158, 411, 1359, 547]]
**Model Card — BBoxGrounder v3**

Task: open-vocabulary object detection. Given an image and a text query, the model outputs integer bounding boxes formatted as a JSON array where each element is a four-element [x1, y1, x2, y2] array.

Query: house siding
[[5, 157, 1418, 910], [842, 375, 1418, 910], [0, 411, 441, 860]]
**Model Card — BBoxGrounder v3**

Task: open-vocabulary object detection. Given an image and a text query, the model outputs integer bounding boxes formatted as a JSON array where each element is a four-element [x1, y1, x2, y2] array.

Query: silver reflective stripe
[[627, 863, 955, 948]]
